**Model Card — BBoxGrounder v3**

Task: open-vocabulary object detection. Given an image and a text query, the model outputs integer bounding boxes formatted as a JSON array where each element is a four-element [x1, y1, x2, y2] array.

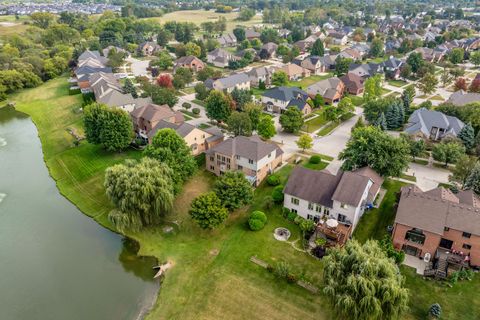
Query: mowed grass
[[8, 77, 330, 320], [0, 15, 30, 36], [150, 10, 265, 32], [287, 73, 333, 89]]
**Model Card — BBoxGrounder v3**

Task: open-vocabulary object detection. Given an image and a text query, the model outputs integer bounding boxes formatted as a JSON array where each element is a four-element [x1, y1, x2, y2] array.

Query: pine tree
[[385, 105, 399, 130], [458, 123, 475, 149], [374, 112, 388, 130], [396, 101, 405, 127], [402, 92, 410, 114], [123, 78, 138, 98]]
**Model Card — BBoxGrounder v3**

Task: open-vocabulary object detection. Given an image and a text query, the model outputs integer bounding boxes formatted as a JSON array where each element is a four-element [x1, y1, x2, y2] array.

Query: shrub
[[274, 261, 290, 278], [272, 185, 284, 202], [286, 273, 297, 283], [309, 155, 321, 164], [192, 107, 200, 115], [182, 102, 191, 110], [249, 218, 265, 231], [428, 303, 442, 319], [312, 246, 326, 259], [282, 207, 291, 218], [315, 238, 327, 247], [263, 195, 274, 209], [250, 211, 267, 223], [287, 210, 297, 221], [267, 174, 281, 186]]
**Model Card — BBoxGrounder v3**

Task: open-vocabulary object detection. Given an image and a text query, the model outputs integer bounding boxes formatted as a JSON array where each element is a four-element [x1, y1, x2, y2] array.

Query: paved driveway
[[126, 57, 150, 77], [405, 162, 450, 191]]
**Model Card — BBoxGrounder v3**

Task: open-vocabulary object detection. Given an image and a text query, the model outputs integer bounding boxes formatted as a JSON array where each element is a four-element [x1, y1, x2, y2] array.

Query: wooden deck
[[315, 222, 352, 247]]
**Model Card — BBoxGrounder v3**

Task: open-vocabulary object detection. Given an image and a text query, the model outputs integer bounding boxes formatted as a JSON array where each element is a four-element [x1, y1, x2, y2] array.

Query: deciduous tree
[[189, 192, 228, 229], [272, 70, 288, 86], [227, 111, 253, 136], [432, 140, 466, 167], [257, 115, 276, 139], [205, 90, 232, 122], [214, 171, 254, 211], [279, 106, 304, 133], [296, 134, 313, 152], [450, 155, 477, 187]]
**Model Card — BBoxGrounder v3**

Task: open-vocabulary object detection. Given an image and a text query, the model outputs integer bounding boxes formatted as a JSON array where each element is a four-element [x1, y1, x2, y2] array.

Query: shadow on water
[[119, 237, 158, 282]]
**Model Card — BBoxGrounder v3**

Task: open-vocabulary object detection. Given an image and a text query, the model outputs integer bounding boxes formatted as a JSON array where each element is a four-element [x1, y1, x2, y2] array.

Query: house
[[284, 166, 383, 230], [245, 29, 261, 40], [404, 108, 465, 141], [381, 57, 404, 79], [218, 33, 237, 47], [348, 62, 384, 79], [392, 186, 480, 268], [277, 63, 311, 81], [318, 54, 338, 71], [146, 121, 224, 155], [340, 72, 364, 95], [207, 48, 236, 68], [102, 46, 127, 58], [174, 55, 205, 73], [205, 135, 283, 186], [90, 72, 151, 112], [130, 103, 184, 140], [446, 90, 480, 107], [78, 50, 108, 66], [413, 47, 445, 62], [246, 66, 276, 87], [306, 77, 345, 104], [137, 41, 161, 56], [328, 31, 348, 46], [300, 56, 325, 75], [261, 86, 310, 113], [259, 42, 278, 59], [75, 66, 113, 90], [338, 48, 362, 61], [205, 73, 250, 93]]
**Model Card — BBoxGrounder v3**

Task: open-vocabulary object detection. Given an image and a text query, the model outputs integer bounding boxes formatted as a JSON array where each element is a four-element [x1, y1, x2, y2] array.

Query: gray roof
[[332, 171, 371, 206], [216, 73, 249, 88], [404, 108, 465, 138], [306, 77, 342, 99], [78, 50, 102, 62], [395, 186, 480, 235], [207, 135, 282, 161], [348, 63, 383, 78], [262, 86, 308, 102], [447, 90, 480, 106]]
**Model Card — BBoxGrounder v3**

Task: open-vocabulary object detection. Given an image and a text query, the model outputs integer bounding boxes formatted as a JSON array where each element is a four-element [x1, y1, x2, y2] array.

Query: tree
[[310, 39, 324, 56], [83, 103, 133, 152], [157, 28, 173, 46], [458, 123, 475, 149], [189, 192, 228, 229], [469, 79, 480, 93], [406, 52, 424, 74], [233, 27, 246, 42], [205, 90, 232, 122], [323, 240, 409, 320], [230, 88, 252, 110], [157, 74, 173, 88], [450, 155, 477, 187], [194, 83, 209, 100], [440, 68, 453, 87], [417, 73, 438, 95], [400, 64, 412, 79], [31, 12, 56, 29], [374, 112, 388, 130], [470, 51, 480, 67], [464, 162, 480, 195], [143, 128, 197, 193], [432, 140, 466, 167], [363, 74, 383, 102], [369, 38, 384, 57], [214, 171, 254, 211], [296, 134, 313, 152], [334, 56, 352, 76], [245, 102, 263, 130], [105, 158, 175, 232], [311, 94, 324, 108], [123, 78, 138, 98], [279, 106, 304, 133], [196, 66, 221, 82], [238, 7, 255, 21], [272, 70, 288, 86], [248, 211, 267, 231], [408, 138, 426, 160], [257, 115, 276, 139], [454, 78, 468, 92], [449, 48, 464, 64], [143, 84, 178, 107], [184, 42, 201, 57], [227, 111, 252, 136], [339, 126, 410, 177]]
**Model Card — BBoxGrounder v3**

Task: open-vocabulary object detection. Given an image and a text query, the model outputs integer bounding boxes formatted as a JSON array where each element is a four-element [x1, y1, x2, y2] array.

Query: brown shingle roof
[[130, 104, 175, 122], [332, 171, 371, 206], [207, 135, 282, 161], [340, 72, 364, 93]]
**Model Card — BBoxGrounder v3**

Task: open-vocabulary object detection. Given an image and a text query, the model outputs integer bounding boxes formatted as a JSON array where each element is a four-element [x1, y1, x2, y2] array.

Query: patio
[[313, 219, 352, 247]]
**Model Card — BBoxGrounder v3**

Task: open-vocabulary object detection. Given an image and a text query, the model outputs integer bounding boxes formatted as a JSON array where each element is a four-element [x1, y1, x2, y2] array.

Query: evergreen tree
[[458, 123, 475, 149], [123, 78, 138, 98], [311, 38, 324, 56], [465, 162, 480, 195], [385, 104, 399, 129], [374, 112, 388, 130], [397, 101, 405, 127]]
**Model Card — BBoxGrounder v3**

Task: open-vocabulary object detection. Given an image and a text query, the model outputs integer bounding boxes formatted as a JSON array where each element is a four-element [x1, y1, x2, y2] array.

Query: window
[[444, 227, 450, 232], [248, 159, 254, 164], [202, 134, 205, 138], [338, 214, 347, 223], [226, 158, 230, 163], [324, 208, 330, 215], [463, 232, 472, 238], [291, 208, 298, 214], [463, 244, 472, 250], [405, 228, 426, 245], [291, 197, 299, 205], [307, 214, 313, 220], [315, 205, 322, 213], [210, 156, 214, 162], [227, 165, 230, 170], [308, 203, 314, 210], [268, 153, 271, 158], [237, 165, 243, 170], [236, 155, 240, 160], [210, 165, 215, 170], [222, 156, 226, 162]]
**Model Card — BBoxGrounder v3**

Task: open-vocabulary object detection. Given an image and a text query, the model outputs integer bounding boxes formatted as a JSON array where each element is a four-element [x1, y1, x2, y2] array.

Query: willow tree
[[323, 240, 409, 320], [105, 158, 175, 232]]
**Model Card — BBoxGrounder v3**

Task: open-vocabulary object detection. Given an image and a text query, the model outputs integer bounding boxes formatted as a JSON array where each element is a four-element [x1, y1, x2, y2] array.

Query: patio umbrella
[[326, 219, 338, 228]]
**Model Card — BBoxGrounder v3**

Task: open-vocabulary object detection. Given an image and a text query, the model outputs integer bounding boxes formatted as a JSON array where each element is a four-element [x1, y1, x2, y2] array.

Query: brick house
[[393, 186, 480, 268], [340, 72, 365, 95], [174, 55, 205, 73], [306, 77, 345, 104], [205, 135, 283, 186], [130, 103, 184, 139]]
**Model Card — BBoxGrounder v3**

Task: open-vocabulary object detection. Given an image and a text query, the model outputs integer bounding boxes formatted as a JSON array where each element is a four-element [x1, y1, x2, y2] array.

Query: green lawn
[[412, 158, 429, 165], [303, 160, 328, 171], [192, 99, 206, 107], [302, 111, 327, 133], [316, 112, 354, 137], [387, 79, 408, 87], [287, 74, 333, 89], [347, 94, 364, 106], [353, 179, 406, 243], [399, 173, 417, 182]]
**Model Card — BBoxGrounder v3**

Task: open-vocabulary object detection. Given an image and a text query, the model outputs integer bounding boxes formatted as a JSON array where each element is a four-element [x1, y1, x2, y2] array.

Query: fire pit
[[274, 227, 291, 241]]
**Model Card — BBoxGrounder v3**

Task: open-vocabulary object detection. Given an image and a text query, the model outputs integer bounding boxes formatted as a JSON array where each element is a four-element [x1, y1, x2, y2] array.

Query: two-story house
[[205, 73, 250, 93], [404, 108, 465, 141], [261, 86, 310, 114], [299, 56, 325, 75], [306, 77, 345, 104], [393, 186, 480, 268], [174, 55, 205, 73], [283, 166, 383, 229], [207, 48, 236, 68], [205, 135, 283, 186]]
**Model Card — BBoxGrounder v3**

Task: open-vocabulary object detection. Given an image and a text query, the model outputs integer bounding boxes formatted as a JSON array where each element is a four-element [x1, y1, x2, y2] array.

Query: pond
[[0, 106, 159, 320]]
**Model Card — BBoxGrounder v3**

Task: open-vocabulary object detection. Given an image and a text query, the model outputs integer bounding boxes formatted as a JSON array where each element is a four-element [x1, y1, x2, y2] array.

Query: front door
[[439, 238, 453, 250], [402, 244, 419, 256]]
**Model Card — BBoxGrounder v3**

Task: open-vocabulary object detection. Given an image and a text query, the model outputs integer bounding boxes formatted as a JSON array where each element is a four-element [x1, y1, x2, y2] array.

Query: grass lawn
[[8, 76, 331, 319], [381, 87, 392, 95], [251, 87, 266, 98], [387, 79, 408, 87], [316, 112, 354, 137], [302, 160, 328, 171], [347, 94, 364, 106], [430, 95, 445, 101], [411, 158, 429, 166], [302, 111, 327, 133], [0, 15, 30, 36], [192, 99, 206, 107], [198, 123, 211, 129], [180, 109, 200, 118], [287, 74, 333, 89], [399, 173, 417, 182]]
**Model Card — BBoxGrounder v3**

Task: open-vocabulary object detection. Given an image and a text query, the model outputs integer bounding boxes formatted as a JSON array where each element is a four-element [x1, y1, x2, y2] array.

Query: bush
[[315, 238, 327, 247], [182, 102, 191, 110], [267, 174, 281, 186], [312, 246, 326, 259], [309, 155, 321, 164], [274, 261, 290, 278], [287, 210, 297, 221], [250, 211, 267, 223], [192, 107, 200, 115], [263, 195, 274, 209], [428, 303, 442, 319], [282, 207, 291, 218], [286, 273, 297, 283], [272, 185, 284, 202], [249, 218, 265, 231]]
